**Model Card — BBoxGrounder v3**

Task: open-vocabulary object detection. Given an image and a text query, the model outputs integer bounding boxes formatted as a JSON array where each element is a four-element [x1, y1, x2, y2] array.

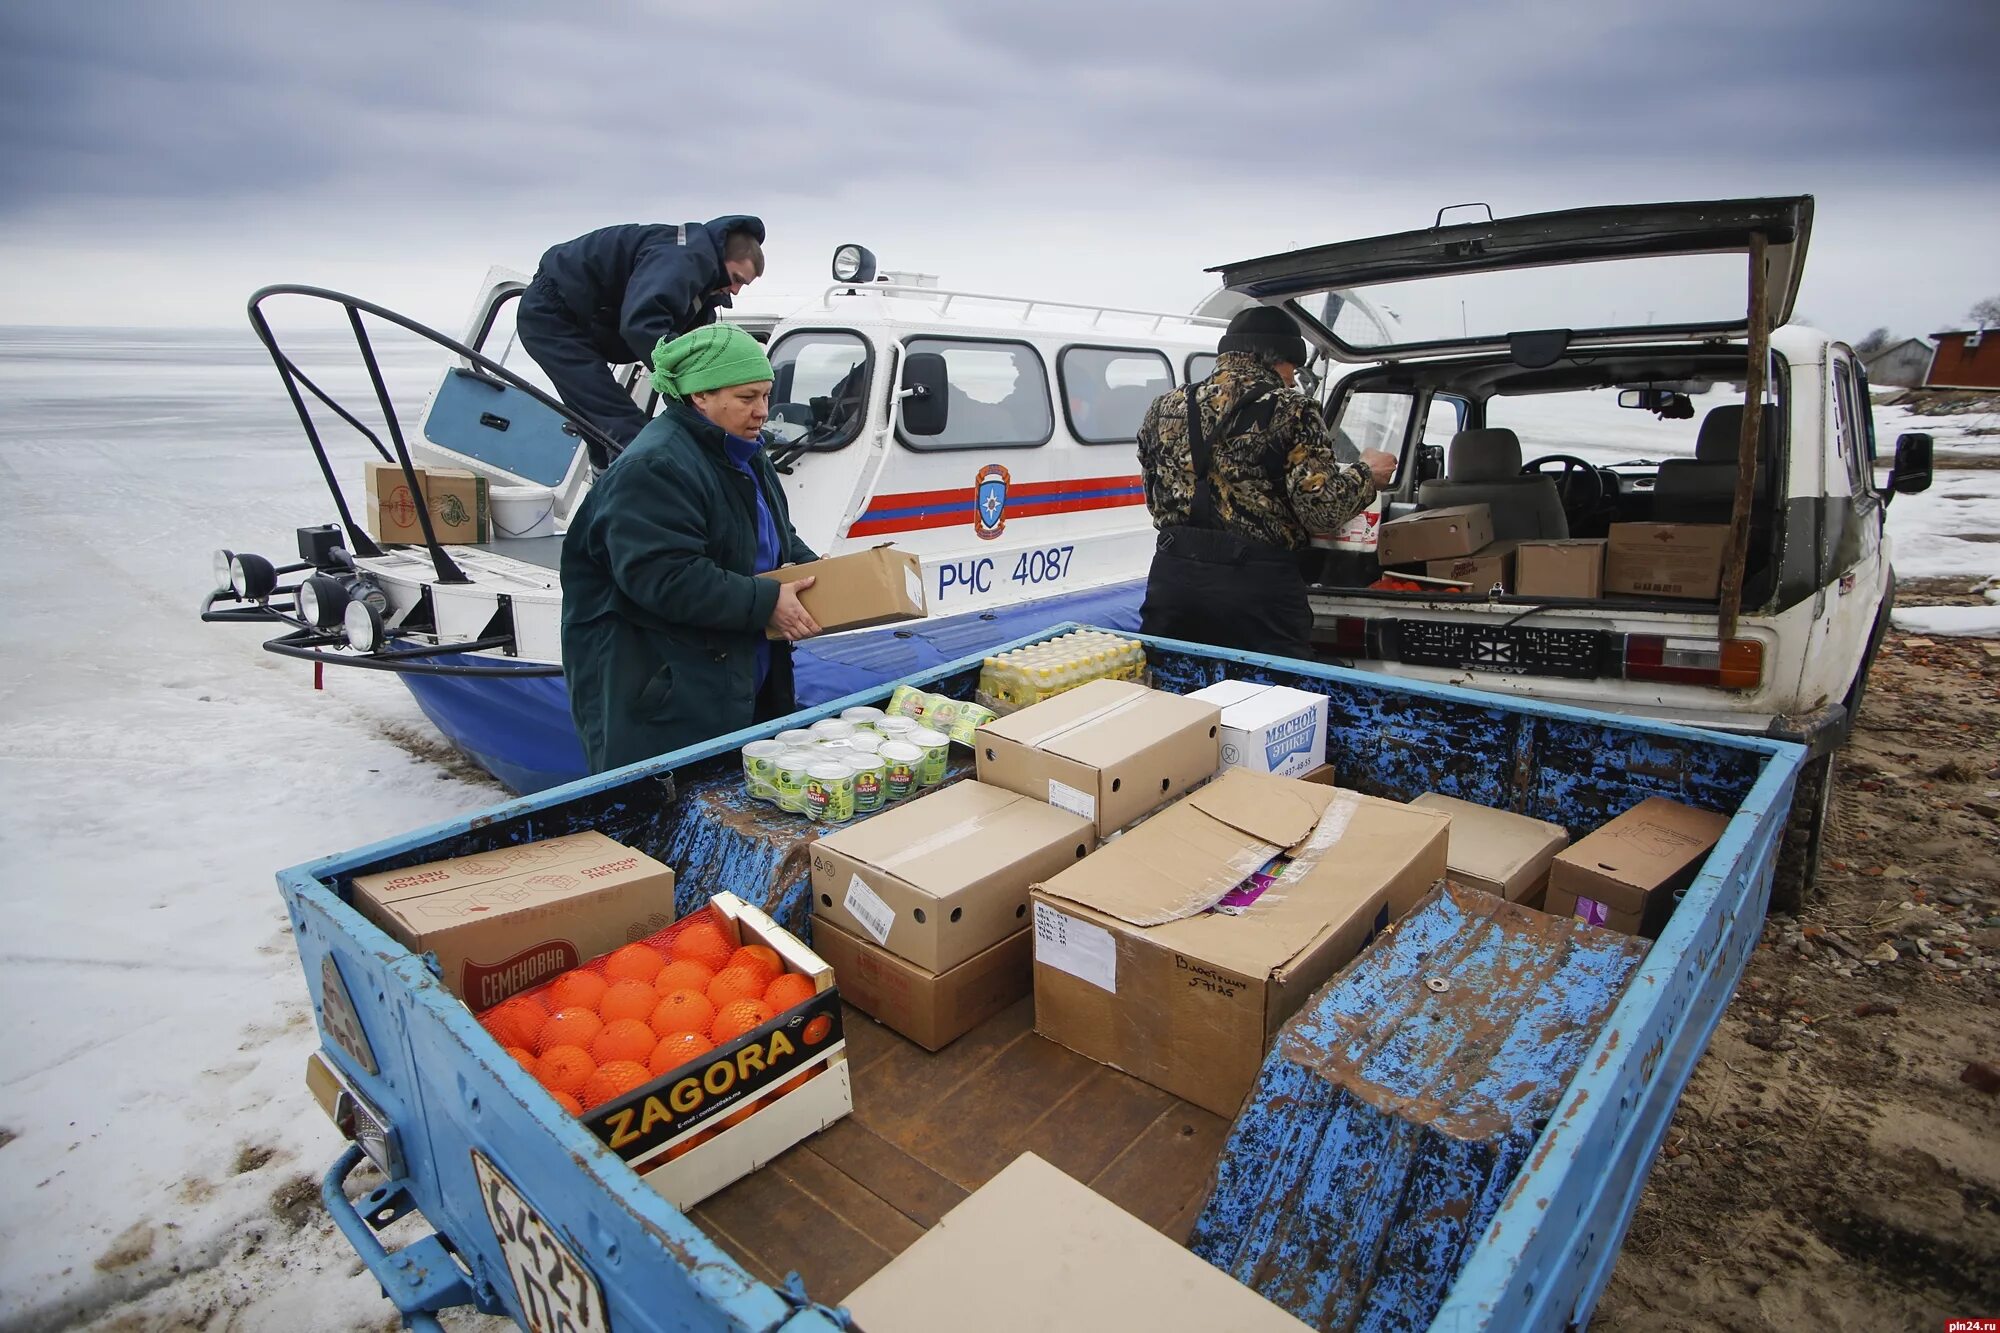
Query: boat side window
[[1059, 346, 1174, 445], [1186, 352, 1218, 384], [897, 337, 1053, 451], [765, 329, 872, 451]]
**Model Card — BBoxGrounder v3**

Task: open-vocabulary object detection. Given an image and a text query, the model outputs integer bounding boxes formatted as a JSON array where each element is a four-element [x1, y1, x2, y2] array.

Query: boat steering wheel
[[1521, 454, 1608, 527]]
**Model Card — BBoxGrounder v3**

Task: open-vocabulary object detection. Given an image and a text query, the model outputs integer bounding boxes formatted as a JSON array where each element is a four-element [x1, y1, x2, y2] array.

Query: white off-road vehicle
[[1214, 197, 1936, 904]]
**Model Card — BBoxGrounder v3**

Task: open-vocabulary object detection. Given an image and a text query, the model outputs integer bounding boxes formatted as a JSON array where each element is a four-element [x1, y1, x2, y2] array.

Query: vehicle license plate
[[473, 1151, 607, 1332]]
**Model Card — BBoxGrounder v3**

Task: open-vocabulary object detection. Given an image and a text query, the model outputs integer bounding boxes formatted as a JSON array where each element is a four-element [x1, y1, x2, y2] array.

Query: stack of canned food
[[883, 684, 996, 744], [738, 706, 955, 824], [975, 629, 1148, 712]]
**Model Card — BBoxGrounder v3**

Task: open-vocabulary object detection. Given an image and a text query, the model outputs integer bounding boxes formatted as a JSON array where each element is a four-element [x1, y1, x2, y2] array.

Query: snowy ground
[[0, 327, 1995, 1332]]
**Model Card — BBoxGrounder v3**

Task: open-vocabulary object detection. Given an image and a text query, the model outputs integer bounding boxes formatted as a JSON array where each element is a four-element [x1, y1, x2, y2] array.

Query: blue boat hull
[[401, 579, 1146, 792]]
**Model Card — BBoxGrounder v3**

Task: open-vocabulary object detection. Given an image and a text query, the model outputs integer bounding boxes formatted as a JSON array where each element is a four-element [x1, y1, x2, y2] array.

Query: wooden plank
[[769, 1147, 926, 1266], [1089, 1100, 1232, 1234], [900, 1029, 1103, 1190], [836, 1001, 906, 1079], [1719, 228, 1770, 642], [694, 1142, 898, 1302], [687, 1203, 785, 1289], [1016, 1063, 1180, 1187], [804, 1118, 969, 1230], [847, 997, 1034, 1146]]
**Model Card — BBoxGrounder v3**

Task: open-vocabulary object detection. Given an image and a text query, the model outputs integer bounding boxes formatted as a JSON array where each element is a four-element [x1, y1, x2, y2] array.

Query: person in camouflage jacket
[[1136, 305, 1395, 657]]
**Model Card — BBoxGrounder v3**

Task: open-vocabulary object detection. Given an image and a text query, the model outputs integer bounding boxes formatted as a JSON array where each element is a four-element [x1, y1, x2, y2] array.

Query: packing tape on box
[[874, 808, 1019, 871], [1012, 692, 1151, 750], [1283, 792, 1362, 877]]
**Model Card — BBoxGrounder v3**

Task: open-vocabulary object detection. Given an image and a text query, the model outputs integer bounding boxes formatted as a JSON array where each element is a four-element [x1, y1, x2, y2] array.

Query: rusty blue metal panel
[[1190, 883, 1648, 1333]]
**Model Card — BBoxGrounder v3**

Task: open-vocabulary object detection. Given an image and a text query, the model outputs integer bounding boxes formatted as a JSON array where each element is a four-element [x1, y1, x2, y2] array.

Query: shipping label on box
[[362, 460, 490, 545], [760, 545, 926, 638], [810, 781, 1095, 973], [1605, 524, 1729, 600], [1187, 681, 1329, 779], [812, 916, 1031, 1051], [352, 832, 677, 1006], [1031, 771, 1448, 1116], [1546, 796, 1728, 937], [1408, 793, 1569, 904], [975, 679, 1220, 835], [1515, 539, 1606, 599], [1375, 504, 1494, 567], [1425, 539, 1520, 591]]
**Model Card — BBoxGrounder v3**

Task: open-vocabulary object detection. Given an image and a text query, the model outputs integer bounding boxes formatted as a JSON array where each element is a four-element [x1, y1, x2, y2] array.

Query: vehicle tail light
[[1623, 635, 1763, 690], [1326, 616, 1370, 658]]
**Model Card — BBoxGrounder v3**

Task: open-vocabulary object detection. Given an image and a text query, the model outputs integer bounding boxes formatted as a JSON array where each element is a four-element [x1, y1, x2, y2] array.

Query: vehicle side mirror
[[900, 351, 949, 436], [1886, 431, 1933, 498], [1418, 443, 1445, 483]]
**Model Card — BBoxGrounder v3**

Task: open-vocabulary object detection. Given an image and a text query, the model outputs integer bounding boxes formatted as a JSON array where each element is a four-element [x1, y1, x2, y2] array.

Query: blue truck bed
[[281, 626, 1802, 1331]]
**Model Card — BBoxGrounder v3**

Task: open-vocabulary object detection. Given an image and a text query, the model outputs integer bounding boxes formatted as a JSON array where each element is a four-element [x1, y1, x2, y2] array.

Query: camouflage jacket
[[1136, 352, 1377, 552]]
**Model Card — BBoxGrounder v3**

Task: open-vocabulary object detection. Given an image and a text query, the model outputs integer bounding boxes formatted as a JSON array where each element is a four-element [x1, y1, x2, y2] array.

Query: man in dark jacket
[[517, 216, 767, 469], [1136, 306, 1396, 658], [561, 322, 819, 774]]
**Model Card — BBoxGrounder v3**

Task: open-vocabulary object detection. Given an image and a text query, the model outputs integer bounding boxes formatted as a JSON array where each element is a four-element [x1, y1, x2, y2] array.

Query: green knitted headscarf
[[650, 324, 774, 398]]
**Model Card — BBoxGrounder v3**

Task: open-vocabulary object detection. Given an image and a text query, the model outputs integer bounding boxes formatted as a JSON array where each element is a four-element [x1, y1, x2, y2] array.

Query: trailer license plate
[[1390, 621, 1607, 678], [473, 1151, 606, 1332]]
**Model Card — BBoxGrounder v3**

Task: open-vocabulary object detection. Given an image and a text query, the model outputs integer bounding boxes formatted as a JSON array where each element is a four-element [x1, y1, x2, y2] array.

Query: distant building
[[1860, 337, 1933, 387], [1926, 328, 2000, 390]]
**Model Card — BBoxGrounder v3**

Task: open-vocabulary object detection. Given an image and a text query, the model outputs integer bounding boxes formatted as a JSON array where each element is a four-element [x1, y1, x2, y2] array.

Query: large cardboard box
[[1408, 793, 1569, 907], [759, 545, 926, 638], [1546, 796, 1729, 937], [1425, 539, 1520, 591], [1515, 539, 1606, 599], [810, 781, 1095, 972], [1031, 771, 1449, 1116], [362, 460, 490, 545], [975, 679, 1221, 836], [1375, 504, 1494, 567], [843, 1153, 1312, 1333], [1187, 680, 1330, 779], [352, 832, 675, 1008], [1605, 523, 1729, 600], [811, 916, 1031, 1050]]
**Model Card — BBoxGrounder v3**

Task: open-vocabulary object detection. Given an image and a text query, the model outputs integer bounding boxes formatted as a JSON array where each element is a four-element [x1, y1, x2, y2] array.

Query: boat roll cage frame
[[199, 284, 620, 678]]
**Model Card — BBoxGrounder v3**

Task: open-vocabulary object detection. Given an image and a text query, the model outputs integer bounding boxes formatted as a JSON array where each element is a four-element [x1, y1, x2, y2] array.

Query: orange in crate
[[656, 958, 715, 994], [547, 970, 608, 1013], [599, 979, 658, 1024], [534, 1044, 595, 1097], [650, 989, 715, 1039], [711, 998, 775, 1044], [706, 965, 766, 1009], [670, 919, 734, 973], [604, 943, 665, 985], [591, 1018, 658, 1066], [726, 945, 782, 987], [535, 1007, 603, 1057], [480, 996, 547, 1050], [503, 1046, 535, 1066], [582, 1060, 652, 1109], [763, 972, 815, 1012], [550, 1089, 584, 1116], [648, 1030, 714, 1076], [720, 1092, 769, 1130]]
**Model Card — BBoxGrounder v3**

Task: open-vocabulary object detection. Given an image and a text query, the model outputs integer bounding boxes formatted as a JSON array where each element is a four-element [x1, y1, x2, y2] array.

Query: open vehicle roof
[[1212, 196, 1813, 362]]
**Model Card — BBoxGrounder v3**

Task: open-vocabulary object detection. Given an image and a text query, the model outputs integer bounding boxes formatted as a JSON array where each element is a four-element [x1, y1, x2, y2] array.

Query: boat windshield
[[765, 330, 872, 449]]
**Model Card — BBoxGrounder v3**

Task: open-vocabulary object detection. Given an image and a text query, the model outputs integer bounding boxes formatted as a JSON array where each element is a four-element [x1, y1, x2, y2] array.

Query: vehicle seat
[[1652, 405, 1778, 525], [1416, 428, 1569, 541]]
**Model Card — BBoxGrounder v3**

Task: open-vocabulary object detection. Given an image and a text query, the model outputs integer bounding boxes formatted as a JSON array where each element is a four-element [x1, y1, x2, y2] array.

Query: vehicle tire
[[1770, 750, 1836, 916]]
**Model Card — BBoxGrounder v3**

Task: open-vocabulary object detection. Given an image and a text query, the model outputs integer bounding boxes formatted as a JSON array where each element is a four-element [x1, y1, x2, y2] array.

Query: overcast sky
[[2, 0, 1996, 341]]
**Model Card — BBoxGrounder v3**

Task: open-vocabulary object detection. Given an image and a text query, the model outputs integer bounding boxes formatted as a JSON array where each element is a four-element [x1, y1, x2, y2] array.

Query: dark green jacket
[[561, 400, 817, 773]]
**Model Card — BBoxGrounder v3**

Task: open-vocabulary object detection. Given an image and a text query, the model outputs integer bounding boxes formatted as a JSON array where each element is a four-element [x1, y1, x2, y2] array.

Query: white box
[[1187, 681, 1329, 779]]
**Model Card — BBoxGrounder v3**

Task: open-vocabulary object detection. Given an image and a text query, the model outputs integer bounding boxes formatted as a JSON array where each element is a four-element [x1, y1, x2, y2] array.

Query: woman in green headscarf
[[560, 323, 821, 773]]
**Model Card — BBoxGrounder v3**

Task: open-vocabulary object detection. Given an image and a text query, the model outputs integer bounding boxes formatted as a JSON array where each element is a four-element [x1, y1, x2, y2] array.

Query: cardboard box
[[759, 545, 926, 638], [352, 831, 676, 1008], [1031, 771, 1449, 1116], [1515, 539, 1606, 599], [1408, 793, 1569, 907], [362, 460, 490, 545], [1298, 764, 1337, 786], [579, 894, 852, 1209], [1425, 539, 1520, 591], [975, 679, 1221, 836], [812, 916, 1031, 1050], [1375, 504, 1494, 567], [843, 1153, 1313, 1333], [810, 781, 1095, 973], [1546, 796, 1729, 937], [1605, 523, 1729, 600], [1187, 680, 1330, 779]]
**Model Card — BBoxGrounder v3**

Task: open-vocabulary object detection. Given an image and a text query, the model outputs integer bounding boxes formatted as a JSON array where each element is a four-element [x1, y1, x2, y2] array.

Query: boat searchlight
[[296, 574, 351, 630], [343, 600, 384, 654], [227, 551, 277, 601], [831, 243, 878, 284]]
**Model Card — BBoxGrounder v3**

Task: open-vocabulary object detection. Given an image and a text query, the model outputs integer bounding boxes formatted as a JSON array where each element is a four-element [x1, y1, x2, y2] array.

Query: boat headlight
[[229, 552, 277, 601], [831, 243, 877, 284], [344, 600, 384, 654], [212, 548, 236, 593], [298, 575, 350, 629]]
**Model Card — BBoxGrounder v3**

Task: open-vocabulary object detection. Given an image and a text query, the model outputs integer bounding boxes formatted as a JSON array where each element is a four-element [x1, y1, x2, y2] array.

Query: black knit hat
[[1217, 306, 1308, 366]]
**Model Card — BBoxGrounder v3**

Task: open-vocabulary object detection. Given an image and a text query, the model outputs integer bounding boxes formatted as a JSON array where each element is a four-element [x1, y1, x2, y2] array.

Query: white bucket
[[489, 484, 558, 540]]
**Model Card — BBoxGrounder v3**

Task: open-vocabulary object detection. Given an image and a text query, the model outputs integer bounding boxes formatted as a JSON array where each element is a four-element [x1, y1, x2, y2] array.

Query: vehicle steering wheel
[[1521, 454, 1608, 527]]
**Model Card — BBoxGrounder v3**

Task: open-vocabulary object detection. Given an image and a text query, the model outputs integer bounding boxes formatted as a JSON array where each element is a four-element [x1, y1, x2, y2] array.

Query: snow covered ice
[[0, 325, 1994, 1330]]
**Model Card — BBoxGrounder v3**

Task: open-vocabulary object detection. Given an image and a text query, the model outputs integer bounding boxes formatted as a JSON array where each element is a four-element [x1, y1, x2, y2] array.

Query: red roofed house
[[1925, 327, 2000, 389]]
